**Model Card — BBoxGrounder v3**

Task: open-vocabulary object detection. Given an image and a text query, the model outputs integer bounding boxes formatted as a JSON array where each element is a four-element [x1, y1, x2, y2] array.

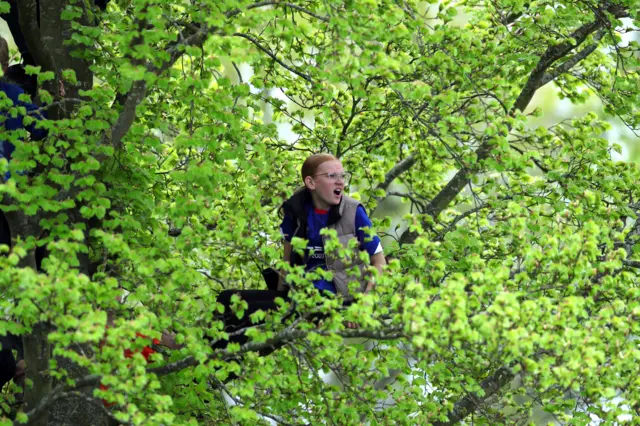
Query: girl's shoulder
[[282, 187, 311, 217], [341, 195, 361, 207]]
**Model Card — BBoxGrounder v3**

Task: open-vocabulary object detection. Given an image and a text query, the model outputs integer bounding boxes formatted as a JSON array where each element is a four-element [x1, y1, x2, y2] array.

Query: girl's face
[[305, 160, 345, 210]]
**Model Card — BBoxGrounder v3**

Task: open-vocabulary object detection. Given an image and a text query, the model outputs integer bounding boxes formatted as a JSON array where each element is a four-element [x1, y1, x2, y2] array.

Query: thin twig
[[233, 33, 315, 84]]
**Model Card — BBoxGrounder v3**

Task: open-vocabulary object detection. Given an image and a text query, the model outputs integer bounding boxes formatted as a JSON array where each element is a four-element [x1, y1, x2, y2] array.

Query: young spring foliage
[[0, 0, 639, 424]]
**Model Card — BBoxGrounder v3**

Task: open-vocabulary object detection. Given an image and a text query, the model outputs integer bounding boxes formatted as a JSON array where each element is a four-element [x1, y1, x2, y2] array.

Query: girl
[[278, 153, 386, 296], [213, 153, 386, 352]]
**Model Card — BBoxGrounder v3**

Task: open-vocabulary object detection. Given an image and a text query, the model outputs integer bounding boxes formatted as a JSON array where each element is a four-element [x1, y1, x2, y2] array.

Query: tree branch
[[399, 3, 626, 246], [386, 191, 427, 211], [233, 33, 315, 84], [432, 366, 515, 426], [111, 0, 282, 151], [623, 259, 640, 268], [59, 392, 131, 426], [375, 154, 417, 196], [110, 0, 325, 151], [149, 326, 405, 376], [512, 7, 622, 112], [16, 325, 405, 423], [110, 80, 147, 150], [15, 372, 104, 426], [226, 1, 329, 22], [539, 32, 604, 86], [394, 8, 629, 420], [277, 2, 329, 22], [435, 203, 489, 239], [156, 24, 212, 75], [108, 21, 215, 150]]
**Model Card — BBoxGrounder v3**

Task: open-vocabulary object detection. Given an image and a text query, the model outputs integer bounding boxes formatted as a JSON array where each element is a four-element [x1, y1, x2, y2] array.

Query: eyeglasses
[[313, 172, 351, 184]]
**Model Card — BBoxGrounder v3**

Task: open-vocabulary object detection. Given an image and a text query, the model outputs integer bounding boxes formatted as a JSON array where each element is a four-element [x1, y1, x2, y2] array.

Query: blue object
[[0, 81, 47, 180], [280, 203, 382, 293]]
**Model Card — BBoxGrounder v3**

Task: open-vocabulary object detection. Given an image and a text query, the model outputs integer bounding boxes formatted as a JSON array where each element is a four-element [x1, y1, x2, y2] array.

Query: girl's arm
[[365, 251, 386, 293]]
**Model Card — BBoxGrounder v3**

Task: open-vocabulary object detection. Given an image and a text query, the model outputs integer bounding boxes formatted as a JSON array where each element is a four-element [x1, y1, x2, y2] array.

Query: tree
[[1, 0, 639, 424]]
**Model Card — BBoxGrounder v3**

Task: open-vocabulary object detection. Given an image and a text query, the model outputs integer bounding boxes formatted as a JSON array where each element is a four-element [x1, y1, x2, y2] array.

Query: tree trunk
[[12, 1, 104, 424], [39, 0, 93, 118], [22, 323, 52, 426], [0, 205, 49, 424]]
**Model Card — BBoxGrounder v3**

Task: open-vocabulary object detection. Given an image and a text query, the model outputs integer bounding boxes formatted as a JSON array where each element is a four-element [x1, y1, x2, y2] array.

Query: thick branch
[[110, 80, 147, 150], [540, 37, 603, 86], [512, 19, 605, 112], [375, 154, 416, 196], [149, 326, 405, 376], [109, 0, 322, 151], [435, 202, 491, 240], [157, 25, 212, 74], [399, 4, 625, 246], [15, 372, 104, 426], [15, 391, 66, 426], [432, 366, 515, 426], [108, 22, 214, 149]]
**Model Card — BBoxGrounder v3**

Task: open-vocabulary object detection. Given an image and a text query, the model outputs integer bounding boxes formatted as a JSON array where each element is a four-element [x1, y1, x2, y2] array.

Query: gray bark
[[48, 351, 112, 426], [22, 324, 52, 426], [11, 1, 103, 424], [39, 0, 93, 118]]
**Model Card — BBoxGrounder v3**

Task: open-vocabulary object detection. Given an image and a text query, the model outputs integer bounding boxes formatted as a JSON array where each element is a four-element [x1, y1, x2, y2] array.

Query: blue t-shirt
[[0, 81, 47, 180], [280, 203, 383, 293]]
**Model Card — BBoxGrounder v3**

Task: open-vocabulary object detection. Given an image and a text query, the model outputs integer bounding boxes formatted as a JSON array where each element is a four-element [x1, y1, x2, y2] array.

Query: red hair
[[301, 153, 338, 182]]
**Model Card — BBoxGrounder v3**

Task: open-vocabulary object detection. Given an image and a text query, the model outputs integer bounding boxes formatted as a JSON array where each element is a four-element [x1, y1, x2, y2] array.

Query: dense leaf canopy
[[1, 0, 639, 424]]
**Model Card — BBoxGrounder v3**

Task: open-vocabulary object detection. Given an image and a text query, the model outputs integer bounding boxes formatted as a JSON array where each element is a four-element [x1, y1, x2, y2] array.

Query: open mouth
[[333, 189, 342, 196]]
